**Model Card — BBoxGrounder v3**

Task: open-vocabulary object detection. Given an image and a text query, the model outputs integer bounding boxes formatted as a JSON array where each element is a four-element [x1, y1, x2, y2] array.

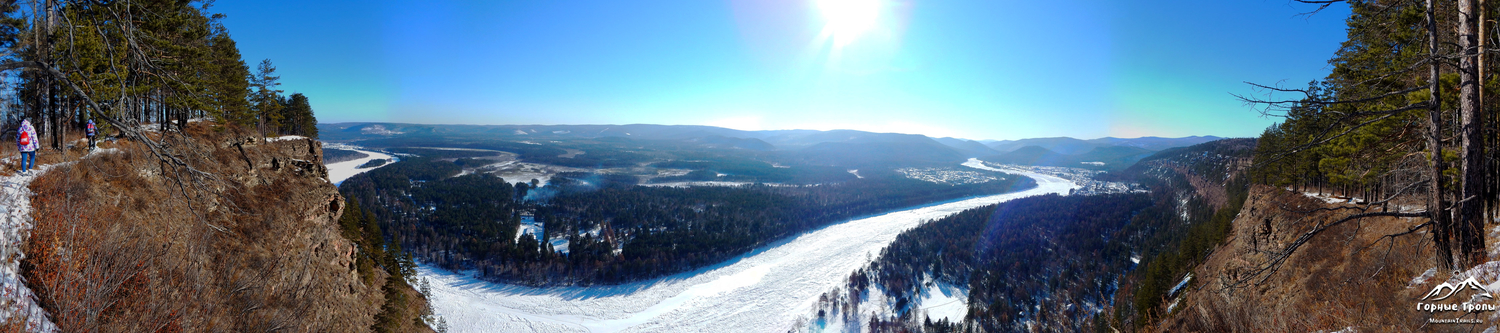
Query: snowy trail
[[325, 147, 395, 185], [0, 149, 121, 332], [420, 158, 1077, 332], [0, 167, 55, 332]]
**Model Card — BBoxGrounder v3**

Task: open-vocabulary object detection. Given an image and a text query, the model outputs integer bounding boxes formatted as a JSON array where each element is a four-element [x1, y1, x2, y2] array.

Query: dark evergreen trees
[[280, 93, 318, 137], [0, 1, 320, 142]]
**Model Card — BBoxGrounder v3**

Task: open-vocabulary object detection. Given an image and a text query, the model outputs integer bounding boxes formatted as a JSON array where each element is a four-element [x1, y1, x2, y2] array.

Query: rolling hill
[[982, 145, 1156, 170], [985, 136, 1223, 154], [318, 123, 1219, 171]]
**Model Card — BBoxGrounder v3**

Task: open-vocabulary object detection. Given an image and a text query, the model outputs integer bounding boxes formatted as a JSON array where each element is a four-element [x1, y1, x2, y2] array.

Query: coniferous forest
[[824, 193, 1153, 332], [0, 1, 319, 144]]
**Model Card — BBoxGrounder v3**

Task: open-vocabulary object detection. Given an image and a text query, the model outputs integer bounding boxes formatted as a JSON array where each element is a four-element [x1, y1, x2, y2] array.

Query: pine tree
[[280, 93, 317, 137], [207, 29, 252, 126], [250, 59, 284, 135]]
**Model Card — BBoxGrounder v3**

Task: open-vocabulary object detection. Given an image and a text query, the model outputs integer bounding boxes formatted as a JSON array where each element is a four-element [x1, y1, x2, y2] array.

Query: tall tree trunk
[[1430, 0, 1456, 271], [1481, 0, 1492, 232], [1461, 0, 1489, 268]]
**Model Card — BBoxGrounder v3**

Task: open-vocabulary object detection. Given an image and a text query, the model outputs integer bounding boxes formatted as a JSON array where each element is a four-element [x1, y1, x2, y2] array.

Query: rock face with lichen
[[17, 124, 423, 332]]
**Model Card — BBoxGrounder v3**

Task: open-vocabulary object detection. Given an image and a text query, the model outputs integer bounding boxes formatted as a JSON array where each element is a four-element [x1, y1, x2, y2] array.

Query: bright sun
[[816, 0, 881, 48]]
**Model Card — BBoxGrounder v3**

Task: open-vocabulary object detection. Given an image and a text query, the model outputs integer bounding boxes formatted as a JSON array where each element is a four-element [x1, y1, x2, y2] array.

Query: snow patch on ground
[[265, 135, 307, 142], [516, 216, 573, 254], [361, 125, 403, 135], [1409, 267, 1438, 288], [324, 146, 397, 185], [419, 158, 1077, 332], [516, 216, 543, 243], [914, 278, 969, 322], [1293, 188, 1359, 205], [0, 165, 58, 332], [1327, 326, 1358, 333], [1168, 273, 1193, 296], [1450, 261, 1500, 297], [1290, 187, 1425, 214], [550, 237, 570, 254]]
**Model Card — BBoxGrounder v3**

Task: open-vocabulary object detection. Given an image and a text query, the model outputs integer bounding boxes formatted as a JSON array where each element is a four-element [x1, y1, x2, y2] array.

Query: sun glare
[[816, 0, 881, 48]]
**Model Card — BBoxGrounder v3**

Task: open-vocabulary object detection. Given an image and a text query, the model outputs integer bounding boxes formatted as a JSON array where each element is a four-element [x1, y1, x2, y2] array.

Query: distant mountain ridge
[[982, 145, 1157, 171], [985, 136, 1223, 154], [318, 122, 1223, 169], [934, 137, 1001, 157]]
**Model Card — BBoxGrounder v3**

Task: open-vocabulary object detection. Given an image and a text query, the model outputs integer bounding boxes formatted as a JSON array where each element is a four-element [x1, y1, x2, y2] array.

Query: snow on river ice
[[324, 146, 396, 185], [419, 158, 1077, 332]]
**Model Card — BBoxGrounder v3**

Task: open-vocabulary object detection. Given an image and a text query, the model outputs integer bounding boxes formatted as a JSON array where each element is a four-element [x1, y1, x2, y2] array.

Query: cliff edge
[[12, 123, 429, 332]]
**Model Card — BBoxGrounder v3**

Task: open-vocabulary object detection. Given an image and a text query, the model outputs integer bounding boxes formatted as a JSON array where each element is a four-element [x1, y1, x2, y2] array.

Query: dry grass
[[1154, 185, 1461, 332], [16, 123, 416, 332]]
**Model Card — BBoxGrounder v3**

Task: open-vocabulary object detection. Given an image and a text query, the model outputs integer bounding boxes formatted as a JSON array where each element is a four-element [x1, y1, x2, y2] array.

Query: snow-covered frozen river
[[419, 158, 1077, 332], [324, 146, 395, 185]]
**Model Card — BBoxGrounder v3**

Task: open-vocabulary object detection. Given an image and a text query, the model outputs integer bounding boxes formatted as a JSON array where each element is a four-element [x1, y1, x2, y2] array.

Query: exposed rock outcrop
[[18, 124, 406, 332], [1156, 186, 1439, 332]]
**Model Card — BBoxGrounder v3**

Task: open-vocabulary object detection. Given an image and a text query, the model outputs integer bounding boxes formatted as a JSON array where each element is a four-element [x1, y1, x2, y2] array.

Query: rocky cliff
[[1154, 186, 1442, 332], [15, 124, 424, 332]]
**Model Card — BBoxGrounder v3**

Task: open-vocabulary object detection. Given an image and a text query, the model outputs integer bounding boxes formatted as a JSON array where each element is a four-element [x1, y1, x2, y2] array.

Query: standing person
[[17, 119, 36, 174], [85, 118, 96, 150]]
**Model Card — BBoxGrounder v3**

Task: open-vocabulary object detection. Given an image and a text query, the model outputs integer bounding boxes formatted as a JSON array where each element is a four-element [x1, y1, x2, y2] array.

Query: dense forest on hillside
[[796, 138, 1257, 332], [810, 193, 1153, 332], [340, 154, 1035, 286], [1106, 139, 1255, 329]]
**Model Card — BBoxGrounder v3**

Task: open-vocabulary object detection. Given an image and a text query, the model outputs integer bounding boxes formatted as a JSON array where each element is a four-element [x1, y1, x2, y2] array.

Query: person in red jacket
[[17, 119, 37, 174], [85, 119, 96, 150]]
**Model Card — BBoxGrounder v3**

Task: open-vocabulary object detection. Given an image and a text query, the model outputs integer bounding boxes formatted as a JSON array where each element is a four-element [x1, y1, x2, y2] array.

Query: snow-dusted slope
[[325, 146, 395, 185], [0, 167, 55, 332], [419, 158, 1077, 332]]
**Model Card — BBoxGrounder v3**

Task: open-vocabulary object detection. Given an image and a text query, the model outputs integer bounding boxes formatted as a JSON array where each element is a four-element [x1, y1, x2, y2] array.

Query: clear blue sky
[[213, 0, 1349, 141]]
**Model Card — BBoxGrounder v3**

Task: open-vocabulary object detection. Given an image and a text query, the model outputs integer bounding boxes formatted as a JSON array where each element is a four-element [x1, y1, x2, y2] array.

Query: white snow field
[[419, 158, 1077, 332], [914, 280, 970, 323], [324, 146, 396, 185]]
